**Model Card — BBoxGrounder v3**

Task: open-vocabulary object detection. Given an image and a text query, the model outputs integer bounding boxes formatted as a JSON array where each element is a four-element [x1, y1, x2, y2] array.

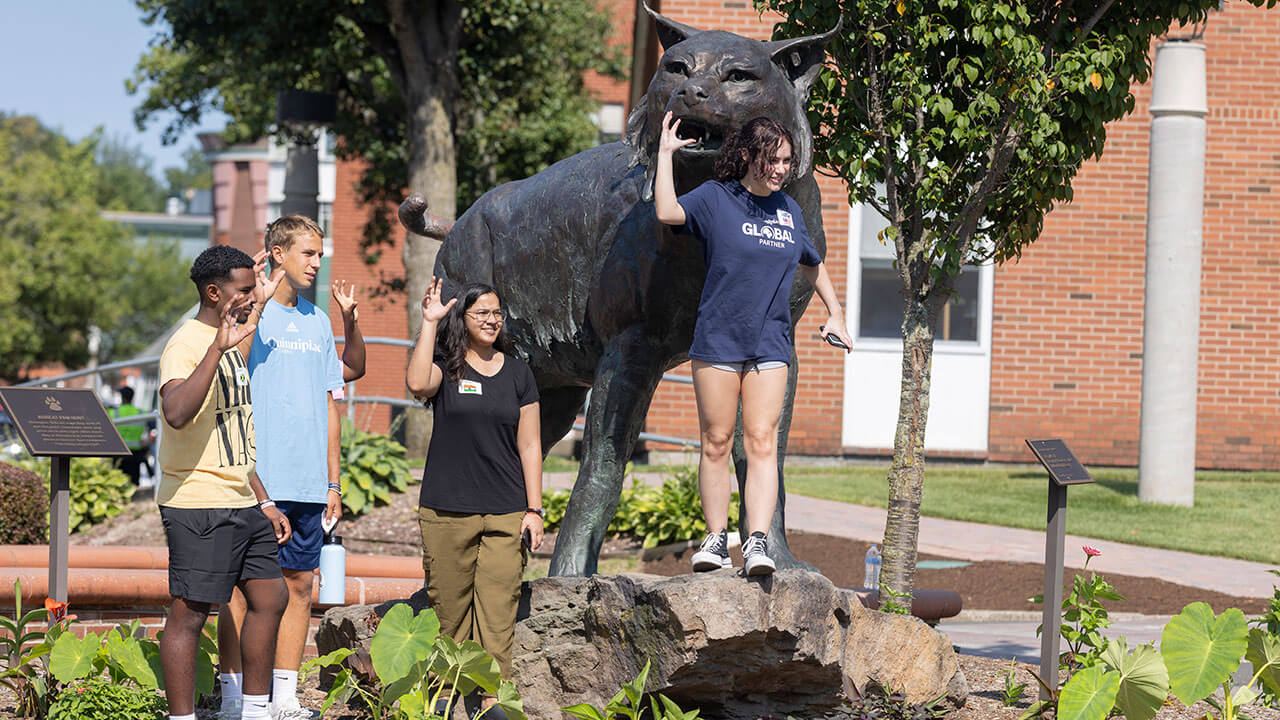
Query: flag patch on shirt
[[235, 367, 250, 386], [776, 209, 794, 228], [459, 380, 483, 395]]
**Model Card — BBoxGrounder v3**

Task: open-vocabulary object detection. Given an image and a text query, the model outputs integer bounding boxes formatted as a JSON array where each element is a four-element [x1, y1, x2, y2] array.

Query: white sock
[[241, 693, 271, 720], [169, 714, 197, 720], [271, 669, 299, 711], [221, 671, 243, 708]]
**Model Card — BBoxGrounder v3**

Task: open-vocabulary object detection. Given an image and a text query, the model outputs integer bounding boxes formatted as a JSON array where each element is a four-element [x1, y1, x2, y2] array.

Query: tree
[[0, 116, 128, 380], [130, 0, 623, 448], [757, 0, 1276, 608], [0, 115, 192, 380], [94, 132, 167, 212]]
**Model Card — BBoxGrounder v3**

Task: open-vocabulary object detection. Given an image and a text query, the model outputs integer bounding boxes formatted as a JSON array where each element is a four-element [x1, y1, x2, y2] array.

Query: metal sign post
[[1026, 438, 1094, 700], [0, 388, 129, 605]]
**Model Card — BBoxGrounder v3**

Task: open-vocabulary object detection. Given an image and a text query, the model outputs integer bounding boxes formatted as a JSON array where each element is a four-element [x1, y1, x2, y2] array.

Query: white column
[[1138, 41, 1206, 507]]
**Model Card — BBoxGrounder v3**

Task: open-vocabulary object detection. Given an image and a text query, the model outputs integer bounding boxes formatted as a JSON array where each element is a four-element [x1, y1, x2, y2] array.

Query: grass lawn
[[784, 464, 1280, 565], [547, 457, 1280, 565]]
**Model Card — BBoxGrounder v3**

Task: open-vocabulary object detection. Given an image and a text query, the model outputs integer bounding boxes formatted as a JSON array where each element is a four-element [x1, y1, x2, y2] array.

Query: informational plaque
[[0, 387, 130, 457], [1026, 438, 1093, 486]]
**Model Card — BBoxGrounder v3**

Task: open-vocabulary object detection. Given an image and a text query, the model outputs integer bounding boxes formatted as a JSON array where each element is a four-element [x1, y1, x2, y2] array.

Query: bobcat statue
[[399, 7, 838, 576]]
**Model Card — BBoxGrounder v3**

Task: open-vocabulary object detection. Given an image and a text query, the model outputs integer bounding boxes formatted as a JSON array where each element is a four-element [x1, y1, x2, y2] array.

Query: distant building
[[100, 189, 213, 262]]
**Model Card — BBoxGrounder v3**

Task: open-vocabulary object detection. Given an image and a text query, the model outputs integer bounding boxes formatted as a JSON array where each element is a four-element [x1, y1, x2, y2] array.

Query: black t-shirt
[[419, 355, 539, 514]]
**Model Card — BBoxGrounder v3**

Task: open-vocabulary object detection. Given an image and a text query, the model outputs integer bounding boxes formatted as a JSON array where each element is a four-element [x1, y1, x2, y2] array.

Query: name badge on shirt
[[235, 367, 250, 386], [459, 380, 483, 395], [776, 209, 794, 228]]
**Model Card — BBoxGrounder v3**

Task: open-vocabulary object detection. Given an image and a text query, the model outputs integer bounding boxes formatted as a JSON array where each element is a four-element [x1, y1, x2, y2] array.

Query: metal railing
[[15, 336, 700, 448]]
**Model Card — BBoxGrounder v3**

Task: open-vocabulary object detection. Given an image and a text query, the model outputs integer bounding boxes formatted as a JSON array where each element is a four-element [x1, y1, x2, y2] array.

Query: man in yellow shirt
[[157, 245, 288, 720]]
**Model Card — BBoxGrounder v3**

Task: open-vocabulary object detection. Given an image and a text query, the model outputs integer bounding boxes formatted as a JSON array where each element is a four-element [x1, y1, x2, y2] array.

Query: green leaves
[[1100, 638, 1168, 720], [49, 632, 100, 683], [1161, 602, 1248, 705], [369, 604, 440, 685], [1244, 628, 1280, 697], [339, 420, 415, 517], [1056, 665, 1120, 720]]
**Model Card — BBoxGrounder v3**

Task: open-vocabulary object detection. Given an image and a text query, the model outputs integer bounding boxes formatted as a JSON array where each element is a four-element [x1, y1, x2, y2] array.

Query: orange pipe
[[0, 545, 422, 578], [0, 568, 421, 608]]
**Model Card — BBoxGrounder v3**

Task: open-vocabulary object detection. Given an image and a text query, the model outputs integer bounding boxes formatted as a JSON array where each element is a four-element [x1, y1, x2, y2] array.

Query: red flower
[[44, 598, 70, 624], [1083, 545, 1101, 558]]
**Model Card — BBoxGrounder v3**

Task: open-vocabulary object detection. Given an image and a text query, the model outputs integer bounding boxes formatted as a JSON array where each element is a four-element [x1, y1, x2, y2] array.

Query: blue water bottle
[[318, 529, 346, 605]]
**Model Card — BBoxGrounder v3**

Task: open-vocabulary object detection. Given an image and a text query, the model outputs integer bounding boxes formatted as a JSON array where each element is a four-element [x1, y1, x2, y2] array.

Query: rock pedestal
[[317, 571, 967, 719]]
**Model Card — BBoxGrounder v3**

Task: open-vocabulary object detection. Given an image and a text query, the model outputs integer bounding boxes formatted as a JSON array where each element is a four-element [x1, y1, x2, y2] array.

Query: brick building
[[214, 0, 1279, 471]]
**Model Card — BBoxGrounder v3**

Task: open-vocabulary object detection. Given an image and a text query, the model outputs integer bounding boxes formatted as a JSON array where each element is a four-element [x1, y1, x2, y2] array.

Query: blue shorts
[[275, 501, 326, 571]]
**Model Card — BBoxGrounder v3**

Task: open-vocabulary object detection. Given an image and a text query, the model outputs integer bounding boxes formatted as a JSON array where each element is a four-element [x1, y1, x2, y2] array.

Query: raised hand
[[216, 293, 258, 351], [251, 250, 285, 305], [332, 280, 359, 322], [659, 111, 697, 155], [420, 276, 456, 323]]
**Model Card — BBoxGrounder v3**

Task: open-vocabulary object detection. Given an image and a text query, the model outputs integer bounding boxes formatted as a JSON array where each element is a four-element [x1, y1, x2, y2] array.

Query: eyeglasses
[[466, 309, 504, 322]]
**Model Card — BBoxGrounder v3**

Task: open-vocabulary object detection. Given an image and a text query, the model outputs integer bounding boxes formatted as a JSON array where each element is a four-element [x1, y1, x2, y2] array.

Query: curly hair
[[713, 117, 797, 186], [432, 283, 515, 389], [189, 245, 253, 297]]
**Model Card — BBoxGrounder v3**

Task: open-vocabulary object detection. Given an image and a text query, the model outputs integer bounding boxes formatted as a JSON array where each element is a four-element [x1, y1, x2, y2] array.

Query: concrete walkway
[[545, 470, 1276, 598]]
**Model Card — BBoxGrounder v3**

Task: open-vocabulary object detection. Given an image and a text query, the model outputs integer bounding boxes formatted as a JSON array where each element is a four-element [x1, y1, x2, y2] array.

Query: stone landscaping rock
[[512, 570, 966, 719], [314, 571, 967, 719]]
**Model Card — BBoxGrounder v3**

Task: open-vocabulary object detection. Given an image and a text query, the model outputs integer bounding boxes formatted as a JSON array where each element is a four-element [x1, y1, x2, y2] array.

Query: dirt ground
[[21, 492, 1274, 718]]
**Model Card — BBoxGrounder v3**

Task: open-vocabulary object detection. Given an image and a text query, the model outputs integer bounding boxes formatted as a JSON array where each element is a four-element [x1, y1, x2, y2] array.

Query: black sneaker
[[742, 532, 775, 576], [691, 530, 731, 571]]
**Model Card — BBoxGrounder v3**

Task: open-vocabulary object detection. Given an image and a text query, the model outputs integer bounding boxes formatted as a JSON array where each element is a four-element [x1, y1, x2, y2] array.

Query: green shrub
[[0, 462, 48, 544], [19, 458, 133, 533], [47, 677, 165, 720], [544, 466, 737, 548], [340, 420, 415, 516]]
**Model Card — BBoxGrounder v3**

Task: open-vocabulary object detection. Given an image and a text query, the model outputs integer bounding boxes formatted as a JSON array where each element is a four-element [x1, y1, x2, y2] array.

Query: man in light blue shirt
[[218, 215, 366, 720]]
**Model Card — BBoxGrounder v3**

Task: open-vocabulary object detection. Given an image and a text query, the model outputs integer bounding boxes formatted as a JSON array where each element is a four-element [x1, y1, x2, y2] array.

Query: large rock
[[512, 570, 966, 719], [315, 571, 967, 719]]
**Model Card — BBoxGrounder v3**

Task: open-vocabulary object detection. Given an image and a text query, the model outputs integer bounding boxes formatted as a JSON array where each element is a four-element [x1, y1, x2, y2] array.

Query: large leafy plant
[[312, 603, 524, 720], [19, 457, 134, 533], [1033, 547, 1124, 673], [339, 420, 414, 516], [0, 580, 64, 718], [545, 467, 738, 549], [47, 676, 166, 720], [563, 660, 700, 720]]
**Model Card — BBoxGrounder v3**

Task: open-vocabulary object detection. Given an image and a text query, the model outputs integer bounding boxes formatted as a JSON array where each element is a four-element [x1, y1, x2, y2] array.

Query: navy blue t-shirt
[[676, 180, 822, 364]]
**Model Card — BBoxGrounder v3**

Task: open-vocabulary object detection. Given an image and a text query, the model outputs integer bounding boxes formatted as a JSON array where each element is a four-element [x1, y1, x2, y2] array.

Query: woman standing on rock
[[654, 112, 852, 576], [406, 278, 544, 710]]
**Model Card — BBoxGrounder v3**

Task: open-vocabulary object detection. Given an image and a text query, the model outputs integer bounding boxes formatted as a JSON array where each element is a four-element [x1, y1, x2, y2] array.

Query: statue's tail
[[398, 194, 454, 240]]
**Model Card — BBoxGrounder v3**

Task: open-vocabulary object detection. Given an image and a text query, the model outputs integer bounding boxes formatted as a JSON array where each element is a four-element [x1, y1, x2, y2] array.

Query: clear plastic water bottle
[[863, 543, 881, 590], [318, 531, 346, 605]]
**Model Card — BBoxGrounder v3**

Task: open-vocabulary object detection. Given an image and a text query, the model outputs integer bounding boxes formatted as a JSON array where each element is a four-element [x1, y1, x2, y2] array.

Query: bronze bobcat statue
[[400, 7, 837, 576]]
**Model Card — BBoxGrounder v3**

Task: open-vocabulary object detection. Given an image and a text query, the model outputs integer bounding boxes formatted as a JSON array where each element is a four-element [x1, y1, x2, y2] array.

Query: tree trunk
[[880, 291, 937, 612], [392, 1, 461, 456]]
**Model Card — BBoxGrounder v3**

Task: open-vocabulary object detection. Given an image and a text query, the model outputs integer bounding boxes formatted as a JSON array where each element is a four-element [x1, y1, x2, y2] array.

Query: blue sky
[[0, 2, 228, 177]]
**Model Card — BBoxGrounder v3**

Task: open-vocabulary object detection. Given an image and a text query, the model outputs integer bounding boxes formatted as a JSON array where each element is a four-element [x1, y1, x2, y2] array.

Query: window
[[858, 263, 980, 341], [593, 103, 625, 145], [318, 202, 333, 237], [856, 200, 982, 343]]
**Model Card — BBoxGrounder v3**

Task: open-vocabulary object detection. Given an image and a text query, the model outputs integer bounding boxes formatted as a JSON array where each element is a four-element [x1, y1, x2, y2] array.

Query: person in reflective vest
[[111, 386, 151, 484]]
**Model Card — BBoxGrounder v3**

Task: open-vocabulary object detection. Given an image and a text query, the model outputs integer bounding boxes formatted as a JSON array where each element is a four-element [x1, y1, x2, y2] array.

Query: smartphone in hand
[[522, 528, 533, 550], [819, 325, 849, 350]]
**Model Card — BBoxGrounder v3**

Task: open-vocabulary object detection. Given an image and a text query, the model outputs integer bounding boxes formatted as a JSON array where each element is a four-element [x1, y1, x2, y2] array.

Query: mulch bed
[[641, 531, 1274, 616]]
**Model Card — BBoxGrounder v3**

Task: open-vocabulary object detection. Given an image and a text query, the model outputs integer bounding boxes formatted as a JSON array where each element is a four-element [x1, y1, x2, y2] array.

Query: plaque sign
[[1026, 438, 1093, 486], [0, 387, 130, 457]]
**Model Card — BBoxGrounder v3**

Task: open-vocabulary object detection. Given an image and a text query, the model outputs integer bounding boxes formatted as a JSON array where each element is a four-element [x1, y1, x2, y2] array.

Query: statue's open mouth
[[674, 118, 723, 154]]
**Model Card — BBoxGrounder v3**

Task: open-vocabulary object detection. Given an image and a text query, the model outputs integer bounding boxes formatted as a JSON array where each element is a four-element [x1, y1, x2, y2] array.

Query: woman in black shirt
[[406, 278, 544, 701]]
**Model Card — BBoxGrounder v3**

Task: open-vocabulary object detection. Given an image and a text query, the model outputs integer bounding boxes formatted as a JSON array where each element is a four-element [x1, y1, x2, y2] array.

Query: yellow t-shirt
[[156, 319, 257, 509]]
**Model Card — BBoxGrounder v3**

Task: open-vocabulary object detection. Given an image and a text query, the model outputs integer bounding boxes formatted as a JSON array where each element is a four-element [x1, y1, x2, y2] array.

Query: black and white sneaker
[[691, 530, 731, 571], [742, 532, 775, 576]]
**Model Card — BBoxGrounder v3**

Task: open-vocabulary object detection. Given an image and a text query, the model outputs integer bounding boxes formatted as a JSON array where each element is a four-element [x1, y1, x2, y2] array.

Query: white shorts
[[704, 360, 788, 374]]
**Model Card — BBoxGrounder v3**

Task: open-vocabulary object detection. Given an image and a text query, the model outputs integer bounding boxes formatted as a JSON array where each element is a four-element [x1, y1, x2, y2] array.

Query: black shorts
[[160, 506, 283, 604]]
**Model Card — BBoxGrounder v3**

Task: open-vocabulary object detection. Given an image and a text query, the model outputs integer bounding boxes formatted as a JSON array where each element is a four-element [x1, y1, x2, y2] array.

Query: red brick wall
[[328, 156, 411, 434], [989, 2, 1280, 470]]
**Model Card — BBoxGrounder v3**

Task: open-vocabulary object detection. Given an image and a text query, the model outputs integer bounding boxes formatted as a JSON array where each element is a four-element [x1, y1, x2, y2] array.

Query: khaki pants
[[418, 507, 525, 678]]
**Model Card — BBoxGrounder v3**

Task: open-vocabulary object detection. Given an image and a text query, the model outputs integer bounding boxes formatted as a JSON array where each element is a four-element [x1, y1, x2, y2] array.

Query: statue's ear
[[643, 1, 700, 50], [765, 18, 842, 98]]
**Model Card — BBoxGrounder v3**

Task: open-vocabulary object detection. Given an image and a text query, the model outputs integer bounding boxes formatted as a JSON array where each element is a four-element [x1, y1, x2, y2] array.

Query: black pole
[[1040, 480, 1068, 700], [48, 456, 70, 604]]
